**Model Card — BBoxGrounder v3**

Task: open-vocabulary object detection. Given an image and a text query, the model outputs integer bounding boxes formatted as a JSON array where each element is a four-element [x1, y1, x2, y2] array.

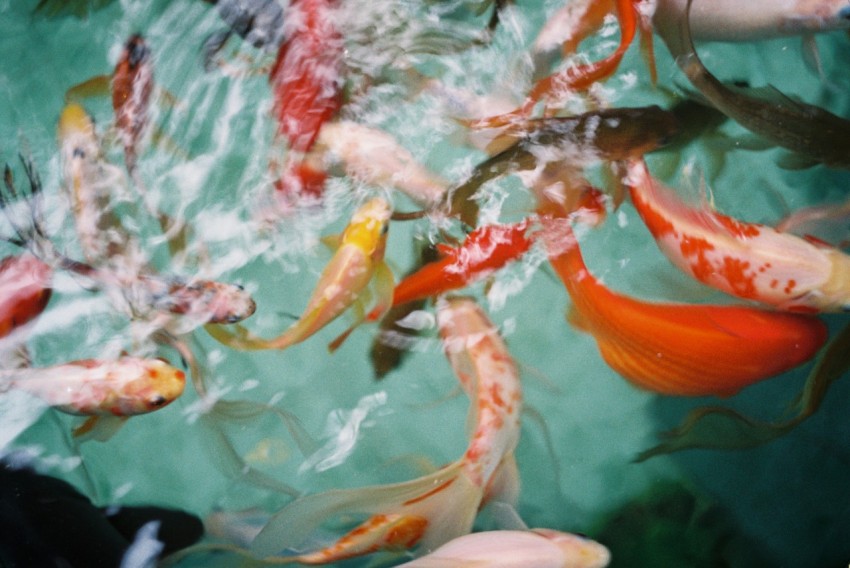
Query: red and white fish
[[269, 0, 344, 206], [542, 217, 828, 397], [398, 529, 610, 568], [0, 357, 185, 417], [243, 296, 523, 564], [0, 254, 52, 340], [627, 159, 850, 312]]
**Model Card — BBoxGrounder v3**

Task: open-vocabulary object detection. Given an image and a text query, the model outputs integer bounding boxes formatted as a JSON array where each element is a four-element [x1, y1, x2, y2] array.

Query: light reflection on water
[[1, 1, 850, 566]]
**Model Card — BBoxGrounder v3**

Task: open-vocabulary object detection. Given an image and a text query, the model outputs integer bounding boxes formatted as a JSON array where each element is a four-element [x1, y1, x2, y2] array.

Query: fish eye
[[149, 395, 167, 407], [73, 148, 86, 159], [381, 224, 389, 235]]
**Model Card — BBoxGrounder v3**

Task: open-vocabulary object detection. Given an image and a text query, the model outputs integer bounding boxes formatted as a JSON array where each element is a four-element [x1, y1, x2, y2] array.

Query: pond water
[[2, 0, 850, 566]]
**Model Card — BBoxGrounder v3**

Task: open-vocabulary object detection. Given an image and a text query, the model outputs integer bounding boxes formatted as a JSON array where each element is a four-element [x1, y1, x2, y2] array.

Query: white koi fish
[[627, 159, 850, 312], [0, 357, 185, 417], [653, 0, 850, 42], [315, 121, 448, 208], [241, 296, 523, 564], [206, 197, 394, 351], [398, 529, 611, 568]]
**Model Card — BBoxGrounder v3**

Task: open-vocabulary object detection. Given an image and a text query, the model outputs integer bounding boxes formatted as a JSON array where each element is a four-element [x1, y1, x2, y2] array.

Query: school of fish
[[2, 0, 849, 565]]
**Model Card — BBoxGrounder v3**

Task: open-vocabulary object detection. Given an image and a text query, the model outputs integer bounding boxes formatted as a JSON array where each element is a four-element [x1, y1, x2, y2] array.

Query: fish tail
[[249, 460, 483, 563]]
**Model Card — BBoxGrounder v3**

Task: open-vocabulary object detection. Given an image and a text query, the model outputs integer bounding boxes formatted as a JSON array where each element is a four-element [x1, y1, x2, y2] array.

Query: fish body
[[657, 0, 850, 168], [0, 254, 52, 339], [111, 34, 153, 175], [653, 0, 850, 42], [392, 219, 536, 307], [132, 275, 256, 324], [248, 296, 522, 563], [208, 198, 392, 350], [0, 357, 185, 416], [450, 105, 678, 226], [270, 0, 344, 200], [543, 220, 827, 397], [398, 529, 610, 568], [627, 159, 850, 312], [58, 103, 129, 265]]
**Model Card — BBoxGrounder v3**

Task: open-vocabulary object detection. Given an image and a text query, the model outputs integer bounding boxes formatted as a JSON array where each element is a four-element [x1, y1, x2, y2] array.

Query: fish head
[[115, 358, 186, 415], [532, 529, 611, 568], [593, 106, 680, 160], [122, 34, 150, 68], [342, 197, 391, 260]]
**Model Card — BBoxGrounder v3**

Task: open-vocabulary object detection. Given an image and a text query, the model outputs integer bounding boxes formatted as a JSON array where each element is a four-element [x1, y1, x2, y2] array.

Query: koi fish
[[449, 105, 678, 227], [315, 121, 449, 208], [245, 296, 522, 563], [398, 529, 610, 568], [657, 0, 850, 169], [392, 219, 536, 308], [469, 0, 646, 129], [58, 102, 133, 265], [201, 0, 286, 70], [270, 0, 344, 203], [626, 159, 850, 312], [0, 357, 185, 417], [370, 243, 439, 380], [542, 220, 827, 397], [653, 0, 850, 42], [206, 198, 393, 350], [65, 35, 155, 177], [0, 254, 52, 339]]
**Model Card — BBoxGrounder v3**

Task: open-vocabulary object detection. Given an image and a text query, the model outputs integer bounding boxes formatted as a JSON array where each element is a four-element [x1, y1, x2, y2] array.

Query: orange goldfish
[[244, 296, 522, 564], [542, 220, 827, 397], [207, 198, 393, 351], [0, 254, 52, 339], [270, 0, 344, 204], [392, 219, 536, 308], [470, 0, 648, 129], [627, 159, 850, 312], [0, 357, 185, 417]]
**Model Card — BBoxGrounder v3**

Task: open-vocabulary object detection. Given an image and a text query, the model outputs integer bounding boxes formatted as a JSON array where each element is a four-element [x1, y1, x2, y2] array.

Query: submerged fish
[[0, 254, 52, 339], [656, 0, 850, 168], [270, 0, 344, 204], [398, 529, 610, 568], [245, 296, 523, 563], [392, 219, 537, 307], [627, 159, 850, 312], [542, 219, 828, 397], [201, 0, 286, 69], [653, 0, 850, 42], [207, 198, 393, 351], [448, 105, 678, 227], [0, 357, 185, 417]]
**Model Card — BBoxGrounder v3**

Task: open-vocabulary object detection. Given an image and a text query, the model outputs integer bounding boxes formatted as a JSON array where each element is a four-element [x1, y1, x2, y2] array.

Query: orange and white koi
[[270, 0, 344, 204], [0, 254, 52, 339], [392, 219, 537, 308], [653, 0, 850, 42], [243, 296, 522, 564], [627, 159, 850, 312], [398, 529, 610, 568], [207, 198, 393, 350], [543, 219, 828, 397], [0, 357, 185, 417]]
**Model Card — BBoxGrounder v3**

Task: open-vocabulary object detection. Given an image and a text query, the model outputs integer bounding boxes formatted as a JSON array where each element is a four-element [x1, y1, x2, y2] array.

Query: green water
[[1, 0, 850, 566]]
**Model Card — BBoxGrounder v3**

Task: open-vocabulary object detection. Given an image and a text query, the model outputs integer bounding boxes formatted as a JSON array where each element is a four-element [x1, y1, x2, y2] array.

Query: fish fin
[[73, 415, 128, 442], [482, 453, 520, 508], [635, 320, 850, 462], [800, 34, 824, 81], [250, 460, 479, 561], [566, 304, 590, 333], [321, 234, 342, 251], [327, 297, 368, 353], [637, 5, 657, 85], [204, 323, 276, 350], [776, 152, 819, 171], [65, 75, 111, 102]]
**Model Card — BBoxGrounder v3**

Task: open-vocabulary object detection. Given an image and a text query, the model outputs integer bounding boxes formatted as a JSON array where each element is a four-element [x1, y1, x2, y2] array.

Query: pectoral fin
[[73, 415, 128, 442], [65, 75, 111, 102]]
